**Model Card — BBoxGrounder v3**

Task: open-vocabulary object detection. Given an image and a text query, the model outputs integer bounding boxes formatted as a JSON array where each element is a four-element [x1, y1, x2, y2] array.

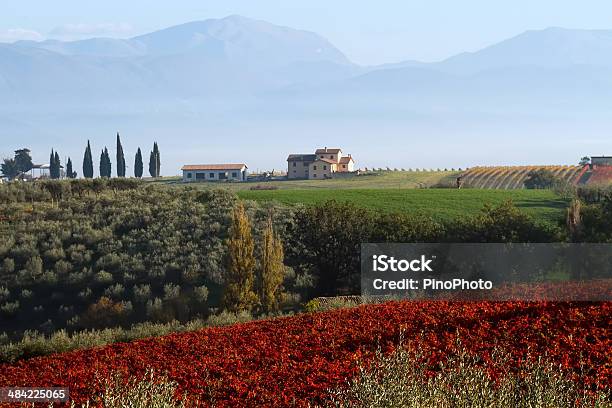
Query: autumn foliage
[[0, 301, 609, 407]]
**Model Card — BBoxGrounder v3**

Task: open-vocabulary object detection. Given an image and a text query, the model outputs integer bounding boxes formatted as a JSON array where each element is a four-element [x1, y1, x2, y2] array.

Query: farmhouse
[[181, 164, 248, 182], [287, 147, 355, 179], [590, 156, 612, 167]]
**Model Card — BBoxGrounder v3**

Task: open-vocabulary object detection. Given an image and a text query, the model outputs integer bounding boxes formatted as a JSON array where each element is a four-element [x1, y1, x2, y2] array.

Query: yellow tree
[[223, 202, 258, 312], [259, 217, 286, 313]]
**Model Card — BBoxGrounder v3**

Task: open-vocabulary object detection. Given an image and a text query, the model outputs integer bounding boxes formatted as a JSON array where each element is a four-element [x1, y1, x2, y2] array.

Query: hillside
[[461, 165, 582, 189], [460, 165, 612, 188]]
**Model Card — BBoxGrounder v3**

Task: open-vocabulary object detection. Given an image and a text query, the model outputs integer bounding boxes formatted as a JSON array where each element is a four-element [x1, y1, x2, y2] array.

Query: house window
[[323, 165, 327, 170], [209, 173, 215, 178], [303, 162, 308, 167], [293, 162, 296, 167], [342, 165, 346, 168], [231, 172, 238, 178], [313, 165, 317, 170], [187, 172, 192, 179], [330, 155, 334, 159], [293, 170, 296, 173], [196, 173, 206, 180], [320, 155, 324, 159], [313, 174, 317, 178]]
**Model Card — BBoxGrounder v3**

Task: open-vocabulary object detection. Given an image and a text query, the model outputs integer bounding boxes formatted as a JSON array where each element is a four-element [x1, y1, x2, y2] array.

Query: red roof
[[181, 164, 247, 171], [315, 148, 342, 154], [339, 156, 354, 164]]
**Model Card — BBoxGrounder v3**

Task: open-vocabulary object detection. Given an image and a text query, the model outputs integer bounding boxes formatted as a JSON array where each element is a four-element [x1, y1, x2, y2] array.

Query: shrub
[[99, 370, 187, 408], [0, 300, 19, 316], [524, 169, 557, 189], [328, 345, 611, 408], [133, 284, 152, 304]]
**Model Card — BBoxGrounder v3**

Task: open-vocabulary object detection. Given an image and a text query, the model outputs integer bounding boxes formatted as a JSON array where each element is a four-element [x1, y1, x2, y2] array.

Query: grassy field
[[162, 171, 461, 191], [237, 188, 567, 223], [158, 171, 567, 222]]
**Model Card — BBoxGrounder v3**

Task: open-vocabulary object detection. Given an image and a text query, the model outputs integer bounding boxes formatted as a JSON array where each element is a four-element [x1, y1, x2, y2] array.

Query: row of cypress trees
[[48, 149, 77, 179], [82, 133, 160, 179]]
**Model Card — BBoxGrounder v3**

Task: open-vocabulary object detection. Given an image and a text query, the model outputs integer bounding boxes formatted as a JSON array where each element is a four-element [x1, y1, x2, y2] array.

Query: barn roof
[[181, 164, 247, 171], [287, 154, 317, 162]]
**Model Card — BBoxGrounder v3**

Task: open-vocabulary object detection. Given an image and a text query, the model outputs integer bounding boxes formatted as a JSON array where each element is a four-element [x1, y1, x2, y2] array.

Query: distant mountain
[[432, 27, 612, 74], [0, 15, 356, 100], [2, 21, 612, 172]]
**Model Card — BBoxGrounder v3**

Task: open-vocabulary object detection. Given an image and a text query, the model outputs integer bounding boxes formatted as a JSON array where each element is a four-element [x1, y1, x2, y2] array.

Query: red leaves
[[0, 301, 610, 407]]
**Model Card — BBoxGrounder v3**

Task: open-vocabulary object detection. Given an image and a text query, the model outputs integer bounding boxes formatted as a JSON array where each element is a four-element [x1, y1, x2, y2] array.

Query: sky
[[1, 0, 612, 65]]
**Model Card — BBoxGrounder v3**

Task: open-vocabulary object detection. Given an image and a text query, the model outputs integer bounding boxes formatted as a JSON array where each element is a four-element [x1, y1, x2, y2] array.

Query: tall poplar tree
[[134, 148, 143, 178], [116, 132, 126, 177], [259, 217, 286, 313], [83, 141, 94, 179], [222, 202, 258, 312]]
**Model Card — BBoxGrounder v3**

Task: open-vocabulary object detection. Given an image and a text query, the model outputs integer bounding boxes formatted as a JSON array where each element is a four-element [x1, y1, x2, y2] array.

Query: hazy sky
[[1, 0, 612, 64]]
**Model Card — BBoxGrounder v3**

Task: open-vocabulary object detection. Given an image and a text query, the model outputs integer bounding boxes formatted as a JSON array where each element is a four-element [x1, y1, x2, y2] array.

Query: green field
[[163, 171, 461, 191], [237, 188, 567, 223]]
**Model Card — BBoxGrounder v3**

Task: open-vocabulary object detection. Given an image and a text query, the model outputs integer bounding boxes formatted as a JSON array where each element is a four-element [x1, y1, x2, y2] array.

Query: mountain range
[[1, 16, 612, 171]]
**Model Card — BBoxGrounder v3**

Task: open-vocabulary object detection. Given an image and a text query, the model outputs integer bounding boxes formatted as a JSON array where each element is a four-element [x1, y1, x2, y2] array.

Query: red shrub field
[[0, 301, 610, 407]]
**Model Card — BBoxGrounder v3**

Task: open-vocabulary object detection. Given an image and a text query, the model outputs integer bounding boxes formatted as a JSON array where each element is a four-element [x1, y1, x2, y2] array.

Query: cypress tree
[[100, 147, 112, 178], [49, 149, 61, 179], [148, 142, 161, 178], [134, 148, 143, 178], [154, 142, 161, 177], [222, 202, 258, 312], [99, 150, 105, 178], [116, 132, 126, 177], [49, 149, 56, 179], [83, 141, 94, 179], [66, 157, 77, 179], [54, 151, 61, 179], [148, 150, 155, 178]]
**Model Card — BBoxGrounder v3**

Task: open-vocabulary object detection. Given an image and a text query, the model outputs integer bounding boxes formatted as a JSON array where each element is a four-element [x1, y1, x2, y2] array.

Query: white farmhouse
[[181, 164, 248, 182]]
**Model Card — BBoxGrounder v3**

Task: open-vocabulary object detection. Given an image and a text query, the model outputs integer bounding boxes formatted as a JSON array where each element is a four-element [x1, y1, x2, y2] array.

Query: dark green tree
[[54, 151, 61, 179], [100, 147, 112, 178], [83, 141, 94, 179], [14, 148, 33, 173], [524, 169, 557, 189], [49, 149, 60, 180], [49, 149, 55, 179], [134, 148, 143, 178], [148, 151, 155, 177], [148, 143, 161, 178], [154, 142, 161, 177], [66, 158, 77, 179], [579, 156, 591, 167], [49, 149, 61, 179], [116, 132, 126, 177], [1, 158, 18, 180]]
